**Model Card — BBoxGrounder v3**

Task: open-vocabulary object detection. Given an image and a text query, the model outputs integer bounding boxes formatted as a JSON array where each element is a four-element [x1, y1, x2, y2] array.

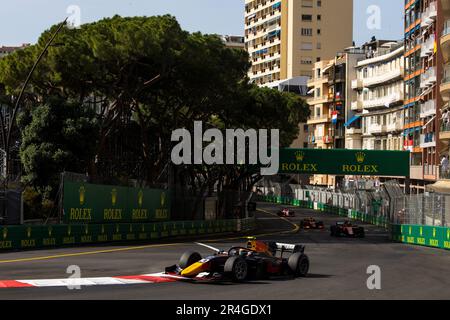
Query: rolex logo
[[295, 151, 305, 162], [161, 192, 166, 207], [355, 152, 366, 164], [79, 186, 86, 205], [2, 228, 7, 239], [138, 190, 144, 207], [111, 188, 118, 206]]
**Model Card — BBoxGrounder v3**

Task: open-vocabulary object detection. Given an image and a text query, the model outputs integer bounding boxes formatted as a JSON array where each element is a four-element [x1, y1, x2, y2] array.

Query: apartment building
[[0, 44, 30, 58], [221, 35, 245, 50], [244, 0, 353, 87], [439, 0, 450, 174], [306, 47, 366, 187], [351, 41, 405, 154], [404, 0, 446, 192]]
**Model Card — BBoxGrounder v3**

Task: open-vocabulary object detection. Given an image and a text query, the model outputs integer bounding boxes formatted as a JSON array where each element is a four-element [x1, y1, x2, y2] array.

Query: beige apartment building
[[351, 41, 405, 153], [244, 0, 353, 86]]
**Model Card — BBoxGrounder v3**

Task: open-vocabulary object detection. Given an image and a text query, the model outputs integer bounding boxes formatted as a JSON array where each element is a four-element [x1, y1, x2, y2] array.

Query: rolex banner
[[63, 181, 170, 224]]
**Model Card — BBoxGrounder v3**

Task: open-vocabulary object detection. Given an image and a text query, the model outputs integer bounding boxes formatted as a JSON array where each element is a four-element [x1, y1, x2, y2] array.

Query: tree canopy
[[0, 15, 310, 218]]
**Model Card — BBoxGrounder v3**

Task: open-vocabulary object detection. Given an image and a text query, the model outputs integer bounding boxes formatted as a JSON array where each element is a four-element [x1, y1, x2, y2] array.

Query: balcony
[[441, 24, 450, 63], [420, 67, 437, 89], [307, 75, 328, 86], [440, 121, 450, 140], [420, 35, 436, 58], [351, 100, 363, 111], [346, 127, 362, 135], [410, 165, 424, 180], [361, 67, 403, 88], [420, 133, 436, 148], [386, 121, 403, 132], [441, 77, 450, 102], [307, 95, 331, 105], [368, 123, 386, 135], [361, 92, 403, 109], [419, 99, 436, 118], [307, 114, 331, 125], [424, 164, 438, 180], [421, 3, 437, 28], [351, 79, 363, 90]]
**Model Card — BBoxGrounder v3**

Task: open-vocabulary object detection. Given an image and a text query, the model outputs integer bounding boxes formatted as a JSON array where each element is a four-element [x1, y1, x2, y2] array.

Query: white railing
[[420, 133, 436, 148], [351, 100, 363, 110], [420, 67, 437, 88], [351, 79, 363, 89], [362, 67, 403, 87], [419, 99, 436, 118], [421, 35, 435, 57], [368, 123, 386, 134], [421, 3, 437, 27], [362, 92, 403, 109], [386, 121, 403, 132]]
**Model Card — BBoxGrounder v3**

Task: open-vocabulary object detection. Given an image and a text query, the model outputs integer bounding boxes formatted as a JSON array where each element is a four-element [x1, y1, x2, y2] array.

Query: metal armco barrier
[[0, 218, 256, 251]]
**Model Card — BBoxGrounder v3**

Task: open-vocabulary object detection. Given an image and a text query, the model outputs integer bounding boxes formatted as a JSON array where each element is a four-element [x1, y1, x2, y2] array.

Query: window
[[317, 15, 322, 21], [302, 15, 313, 22], [317, 0, 322, 7], [301, 57, 313, 65], [302, 0, 313, 7], [317, 29, 321, 35], [301, 42, 313, 50], [316, 57, 321, 62], [301, 28, 313, 36], [317, 42, 322, 49]]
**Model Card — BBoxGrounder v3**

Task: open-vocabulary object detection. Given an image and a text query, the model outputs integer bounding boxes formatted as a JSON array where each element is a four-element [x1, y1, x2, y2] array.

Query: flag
[[331, 111, 338, 124], [434, 31, 437, 54]]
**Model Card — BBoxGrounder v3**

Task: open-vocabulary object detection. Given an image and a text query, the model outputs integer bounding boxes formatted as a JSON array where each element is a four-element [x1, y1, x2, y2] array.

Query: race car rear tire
[[224, 256, 248, 282], [179, 251, 202, 269], [288, 253, 309, 277]]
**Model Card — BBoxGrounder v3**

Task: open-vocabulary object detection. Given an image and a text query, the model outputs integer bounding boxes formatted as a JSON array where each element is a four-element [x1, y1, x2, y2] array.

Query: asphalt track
[[0, 202, 449, 300]]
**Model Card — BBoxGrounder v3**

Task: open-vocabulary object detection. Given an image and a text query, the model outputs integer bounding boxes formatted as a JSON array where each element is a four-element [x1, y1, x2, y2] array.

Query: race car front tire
[[179, 251, 202, 269], [288, 253, 309, 277], [224, 256, 248, 282]]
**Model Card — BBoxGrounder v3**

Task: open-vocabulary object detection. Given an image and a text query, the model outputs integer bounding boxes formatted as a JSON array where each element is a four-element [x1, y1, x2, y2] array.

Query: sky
[[0, 0, 404, 46]]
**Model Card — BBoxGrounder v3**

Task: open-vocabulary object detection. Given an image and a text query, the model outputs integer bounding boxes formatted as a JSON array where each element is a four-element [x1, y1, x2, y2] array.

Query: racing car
[[165, 238, 309, 282], [330, 221, 365, 238], [277, 208, 295, 217], [300, 217, 324, 230]]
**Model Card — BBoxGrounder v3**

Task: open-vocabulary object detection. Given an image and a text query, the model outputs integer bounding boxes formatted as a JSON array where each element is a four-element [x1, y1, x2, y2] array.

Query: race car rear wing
[[275, 243, 305, 254]]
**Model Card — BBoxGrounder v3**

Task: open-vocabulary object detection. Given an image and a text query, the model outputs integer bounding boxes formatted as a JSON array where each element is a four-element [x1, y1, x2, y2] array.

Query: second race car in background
[[330, 221, 365, 238], [300, 218, 325, 230], [277, 208, 295, 217]]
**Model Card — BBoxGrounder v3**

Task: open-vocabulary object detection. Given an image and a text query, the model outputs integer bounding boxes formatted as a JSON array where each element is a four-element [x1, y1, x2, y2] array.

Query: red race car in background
[[300, 218, 325, 230], [277, 208, 295, 217], [330, 221, 365, 238]]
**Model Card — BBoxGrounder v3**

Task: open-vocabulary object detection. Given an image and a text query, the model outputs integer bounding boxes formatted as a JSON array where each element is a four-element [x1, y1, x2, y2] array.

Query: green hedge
[[0, 218, 256, 251]]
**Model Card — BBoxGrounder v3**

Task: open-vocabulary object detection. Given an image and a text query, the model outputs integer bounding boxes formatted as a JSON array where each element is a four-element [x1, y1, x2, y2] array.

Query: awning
[[307, 88, 314, 94], [344, 115, 361, 127]]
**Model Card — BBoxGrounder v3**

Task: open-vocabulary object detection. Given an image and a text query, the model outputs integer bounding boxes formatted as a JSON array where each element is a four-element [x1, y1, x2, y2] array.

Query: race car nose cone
[[181, 261, 208, 277]]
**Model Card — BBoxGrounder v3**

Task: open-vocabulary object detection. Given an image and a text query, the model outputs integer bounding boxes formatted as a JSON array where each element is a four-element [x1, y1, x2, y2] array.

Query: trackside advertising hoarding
[[63, 181, 170, 224], [278, 149, 410, 177]]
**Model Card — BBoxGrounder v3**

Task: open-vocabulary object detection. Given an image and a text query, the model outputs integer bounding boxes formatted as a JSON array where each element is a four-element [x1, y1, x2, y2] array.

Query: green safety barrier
[[0, 217, 256, 251], [391, 224, 450, 250]]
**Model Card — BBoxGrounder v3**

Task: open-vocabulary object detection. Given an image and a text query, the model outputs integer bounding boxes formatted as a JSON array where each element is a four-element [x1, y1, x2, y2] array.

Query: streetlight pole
[[4, 18, 67, 186], [1, 18, 67, 224]]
